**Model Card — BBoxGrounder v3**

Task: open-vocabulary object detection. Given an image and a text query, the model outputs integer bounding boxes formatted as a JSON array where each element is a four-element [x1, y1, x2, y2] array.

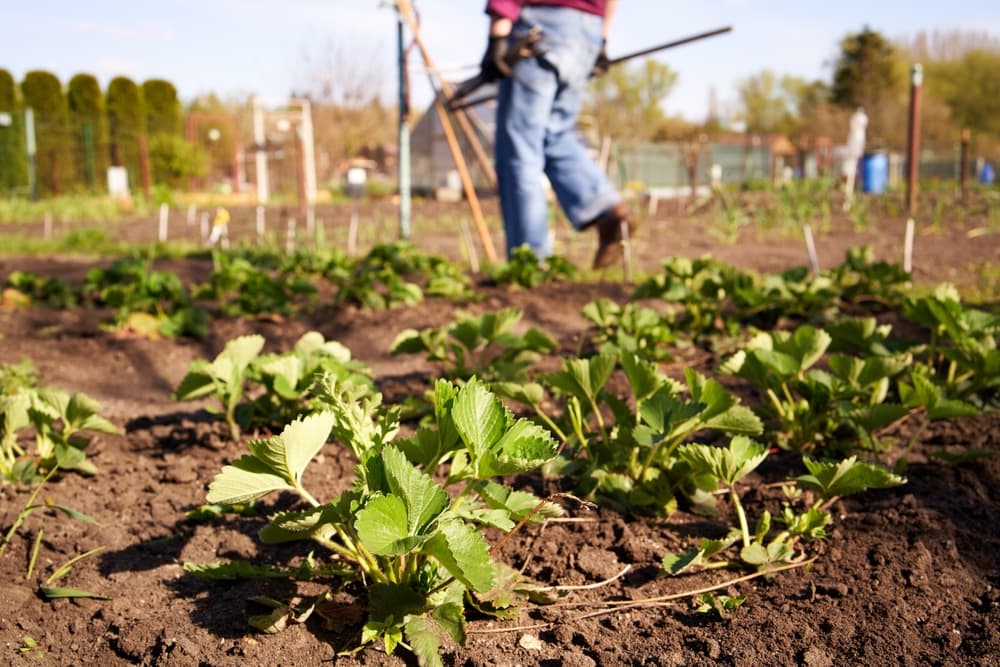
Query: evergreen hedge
[[21, 70, 76, 195], [68, 73, 111, 192]]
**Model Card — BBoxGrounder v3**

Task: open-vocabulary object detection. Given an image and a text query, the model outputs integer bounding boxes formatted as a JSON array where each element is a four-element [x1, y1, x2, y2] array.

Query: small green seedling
[[39, 546, 110, 600], [695, 592, 747, 619], [19, 635, 43, 659]]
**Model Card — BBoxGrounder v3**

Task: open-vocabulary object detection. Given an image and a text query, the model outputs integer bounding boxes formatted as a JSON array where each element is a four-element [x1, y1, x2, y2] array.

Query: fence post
[[138, 135, 152, 202], [25, 108, 37, 201], [959, 128, 970, 201], [905, 64, 923, 217], [83, 122, 96, 191]]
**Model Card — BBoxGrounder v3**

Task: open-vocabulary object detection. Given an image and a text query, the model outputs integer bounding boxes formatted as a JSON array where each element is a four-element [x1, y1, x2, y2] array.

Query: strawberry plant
[[196, 250, 317, 317], [490, 246, 577, 288], [390, 308, 556, 384], [189, 378, 560, 665], [330, 243, 472, 310], [581, 298, 674, 362], [83, 255, 208, 338], [174, 334, 266, 440], [1, 360, 117, 482], [663, 443, 905, 575], [3, 270, 78, 309], [504, 351, 761, 515], [248, 331, 374, 427], [720, 325, 911, 455], [902, 284, 1000, 407]]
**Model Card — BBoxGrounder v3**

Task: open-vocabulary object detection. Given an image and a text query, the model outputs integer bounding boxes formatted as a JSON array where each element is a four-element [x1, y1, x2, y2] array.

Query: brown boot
[[590, 202, 636, 269]]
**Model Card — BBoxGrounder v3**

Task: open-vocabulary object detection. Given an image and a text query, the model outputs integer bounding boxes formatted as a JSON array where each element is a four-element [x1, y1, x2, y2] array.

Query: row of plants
[[0, 241, 952, 345], [2, 245, 996, 665], [169, 269, 995, 663]]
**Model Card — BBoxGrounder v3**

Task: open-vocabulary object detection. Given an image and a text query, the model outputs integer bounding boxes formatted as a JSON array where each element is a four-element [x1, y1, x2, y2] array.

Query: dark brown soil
[[0, 195, 998, 666]]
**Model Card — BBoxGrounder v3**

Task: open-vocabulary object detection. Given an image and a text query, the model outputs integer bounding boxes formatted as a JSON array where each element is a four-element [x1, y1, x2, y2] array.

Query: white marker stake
[[43, 213, 52, 240], [286, 218, 297, 254], [158, 203, 169, 243], [804, 223, 820, 274], [459, 218, 480, 273], [347, 210, 359, 257], [186, 203, 196, 227], [904, 218, 915, 274], [621, 220, 633, 284], [256, 205, 266, 238]]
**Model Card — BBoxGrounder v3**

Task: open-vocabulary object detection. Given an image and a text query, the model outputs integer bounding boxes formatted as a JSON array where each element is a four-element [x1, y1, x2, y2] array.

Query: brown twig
[[468, 558, 817, 635]]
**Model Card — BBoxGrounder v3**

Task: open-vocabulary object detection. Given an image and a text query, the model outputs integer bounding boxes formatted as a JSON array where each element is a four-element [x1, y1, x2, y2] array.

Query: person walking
[[480, 0, 635, 268]]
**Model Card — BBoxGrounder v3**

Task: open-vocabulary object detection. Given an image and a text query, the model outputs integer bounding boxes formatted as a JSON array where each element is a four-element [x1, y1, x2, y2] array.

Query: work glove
[[480, 35, 512, 83], [591, 39, 610, 77]]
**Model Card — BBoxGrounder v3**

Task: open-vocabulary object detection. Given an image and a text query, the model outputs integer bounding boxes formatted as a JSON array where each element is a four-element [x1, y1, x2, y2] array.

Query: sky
[[3, 1, 1000, 121]]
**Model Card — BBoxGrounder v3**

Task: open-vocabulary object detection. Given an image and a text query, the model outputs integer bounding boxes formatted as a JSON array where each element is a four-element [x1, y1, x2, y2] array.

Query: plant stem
[[730, 486, 751, 549]]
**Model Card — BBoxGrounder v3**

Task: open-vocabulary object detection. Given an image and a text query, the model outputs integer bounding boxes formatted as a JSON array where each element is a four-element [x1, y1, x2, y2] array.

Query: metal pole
[[83, 122, 96, 191], [905, 64, 923, 217], [397, 8, 412, 240], [25, 108, 37, 201], [959, 128, 970, 201], [138, 135, 152, 202]]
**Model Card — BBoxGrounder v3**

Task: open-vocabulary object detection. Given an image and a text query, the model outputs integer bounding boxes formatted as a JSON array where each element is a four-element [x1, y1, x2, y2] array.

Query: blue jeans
[[495, 5, 621, 258]]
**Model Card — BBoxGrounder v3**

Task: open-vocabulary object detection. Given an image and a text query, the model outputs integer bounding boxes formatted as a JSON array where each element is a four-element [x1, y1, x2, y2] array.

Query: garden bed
[[1, 195, 998, 665]]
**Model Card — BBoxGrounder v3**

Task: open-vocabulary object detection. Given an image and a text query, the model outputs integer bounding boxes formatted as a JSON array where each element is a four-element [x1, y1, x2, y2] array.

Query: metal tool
[[449, 25, 733, 111]]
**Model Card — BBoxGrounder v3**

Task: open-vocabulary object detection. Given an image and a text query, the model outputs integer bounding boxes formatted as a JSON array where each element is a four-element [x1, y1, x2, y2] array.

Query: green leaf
[[355, 494, 425, 556], [45, 504, 100, 526], [381, 446, 449, 535], [424, 519, 496, 594], [477, 419, 557, 478], [796, 456, 906, 498], [679, 437, 767, 486], [621, 352, 661, 404], [389, 329, 427, 355], [207, 455, 295, 505], [452, 380, 507, 459], [246, 412, 334, 486], [259, 506, 340, 544], [39, 586, 110, 601], [404, 614, 445, 667], [546, 353, 617, 406]]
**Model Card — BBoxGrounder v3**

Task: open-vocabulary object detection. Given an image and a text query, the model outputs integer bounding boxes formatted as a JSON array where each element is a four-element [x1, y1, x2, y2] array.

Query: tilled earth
[[1, 196, 998, 666]]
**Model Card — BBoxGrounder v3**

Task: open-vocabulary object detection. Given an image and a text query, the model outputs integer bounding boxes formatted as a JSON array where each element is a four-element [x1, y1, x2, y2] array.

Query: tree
[[830, 28, 905, 148], [149, 133, 207, 186], [106, 76, 146, 188], [583, 60, 679, 143], [830, 28, 899, 112], [21, 70, 76, 195], [142, 79, 182, 137], [0, 68, 28, 195], [67, 73, 110, 191]]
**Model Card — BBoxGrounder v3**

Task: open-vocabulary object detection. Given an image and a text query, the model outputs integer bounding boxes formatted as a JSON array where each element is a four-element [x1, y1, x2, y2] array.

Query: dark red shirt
[[486, 0, 606, 21]]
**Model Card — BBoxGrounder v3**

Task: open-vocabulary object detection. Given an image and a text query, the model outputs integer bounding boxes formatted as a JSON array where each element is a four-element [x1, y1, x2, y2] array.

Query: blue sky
[[3, 1, 999, 120]]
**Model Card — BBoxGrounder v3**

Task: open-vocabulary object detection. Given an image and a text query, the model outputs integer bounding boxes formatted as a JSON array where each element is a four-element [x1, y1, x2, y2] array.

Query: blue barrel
[[862, 153, 888, 194], [982, 163, 995, 185]]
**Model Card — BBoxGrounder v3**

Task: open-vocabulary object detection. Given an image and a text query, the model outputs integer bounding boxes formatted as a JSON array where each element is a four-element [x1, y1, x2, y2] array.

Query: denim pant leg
[[496, 59, 557, 258], [495, 6, 621, 259]]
